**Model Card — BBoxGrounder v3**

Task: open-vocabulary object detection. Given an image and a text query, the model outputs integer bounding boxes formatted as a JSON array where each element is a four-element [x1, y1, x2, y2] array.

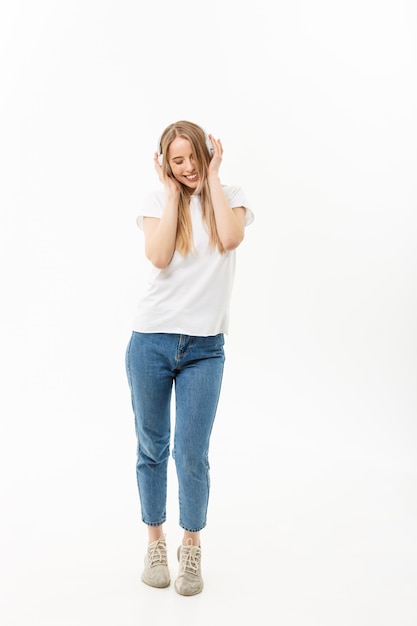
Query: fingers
[[209, 134, 223, 155], [208, 136, 223, 171]]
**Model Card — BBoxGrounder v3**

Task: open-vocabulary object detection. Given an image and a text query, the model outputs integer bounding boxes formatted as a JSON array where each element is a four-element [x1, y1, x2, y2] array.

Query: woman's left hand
[[207, 134, 223, 178]]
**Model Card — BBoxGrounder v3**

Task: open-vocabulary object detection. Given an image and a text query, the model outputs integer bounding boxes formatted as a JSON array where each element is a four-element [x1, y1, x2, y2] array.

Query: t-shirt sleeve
[[136, 186, 254, 230], [136, 190, 165, 230], [224, 185, 254, 226]]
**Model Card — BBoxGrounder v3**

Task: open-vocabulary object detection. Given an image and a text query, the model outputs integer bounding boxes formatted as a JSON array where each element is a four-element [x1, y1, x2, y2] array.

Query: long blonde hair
[[159, 121, 225, 255]]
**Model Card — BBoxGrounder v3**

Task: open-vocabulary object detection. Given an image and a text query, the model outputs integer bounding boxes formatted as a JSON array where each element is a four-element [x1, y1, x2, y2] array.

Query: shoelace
[[179, 545, 201, 575], [148, 538, 168, 567]]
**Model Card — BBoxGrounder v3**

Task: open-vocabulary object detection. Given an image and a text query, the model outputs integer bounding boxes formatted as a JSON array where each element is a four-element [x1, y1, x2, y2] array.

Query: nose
[[184, 157, 195, 172]]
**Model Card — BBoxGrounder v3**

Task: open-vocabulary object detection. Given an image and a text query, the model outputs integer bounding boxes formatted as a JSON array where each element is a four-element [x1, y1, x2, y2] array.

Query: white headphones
[[157, 128, 214, 165]]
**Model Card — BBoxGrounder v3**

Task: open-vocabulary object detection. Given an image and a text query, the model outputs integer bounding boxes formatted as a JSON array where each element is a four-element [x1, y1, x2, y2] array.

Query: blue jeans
[[125, 332, 225, 532]]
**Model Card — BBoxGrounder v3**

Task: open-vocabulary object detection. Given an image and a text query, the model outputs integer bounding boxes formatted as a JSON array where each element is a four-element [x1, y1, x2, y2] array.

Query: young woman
[[125, 120, 254, 595]]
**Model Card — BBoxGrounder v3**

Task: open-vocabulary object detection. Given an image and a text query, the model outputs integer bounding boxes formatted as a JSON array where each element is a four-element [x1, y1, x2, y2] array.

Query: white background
[[1, 1, 416, 624]]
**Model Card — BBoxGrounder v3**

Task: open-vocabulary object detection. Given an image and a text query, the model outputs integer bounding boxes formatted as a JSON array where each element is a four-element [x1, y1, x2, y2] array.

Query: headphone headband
[[157, 127, 213, 163]]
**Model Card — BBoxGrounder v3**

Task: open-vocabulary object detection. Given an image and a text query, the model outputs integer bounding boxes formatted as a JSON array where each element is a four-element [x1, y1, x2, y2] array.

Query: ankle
[[182, 532, 200, 547], [148, 525, 164, 544]]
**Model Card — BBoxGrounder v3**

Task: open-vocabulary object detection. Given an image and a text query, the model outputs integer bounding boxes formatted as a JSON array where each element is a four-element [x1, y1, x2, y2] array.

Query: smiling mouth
[[185, 174, 198, 181]]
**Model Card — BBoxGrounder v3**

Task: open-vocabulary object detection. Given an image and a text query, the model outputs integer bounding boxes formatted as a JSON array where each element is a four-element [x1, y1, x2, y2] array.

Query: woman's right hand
[[153, 152, 180, 197]]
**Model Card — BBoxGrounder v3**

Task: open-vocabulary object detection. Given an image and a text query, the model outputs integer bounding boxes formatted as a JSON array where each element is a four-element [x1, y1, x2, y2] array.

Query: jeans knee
[[139, 441, 170, 466], [174, 447, 208, 476]]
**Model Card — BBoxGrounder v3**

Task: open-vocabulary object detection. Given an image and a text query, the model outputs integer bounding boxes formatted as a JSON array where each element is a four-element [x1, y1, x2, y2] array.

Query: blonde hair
[[159, 120, 225, 255]]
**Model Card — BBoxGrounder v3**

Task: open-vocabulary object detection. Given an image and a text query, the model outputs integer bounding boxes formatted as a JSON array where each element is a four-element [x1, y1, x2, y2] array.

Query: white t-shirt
[[132, 185, 254, 336]]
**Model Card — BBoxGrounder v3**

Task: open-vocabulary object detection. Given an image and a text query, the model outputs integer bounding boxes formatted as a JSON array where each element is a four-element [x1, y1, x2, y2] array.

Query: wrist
[[207, 173, 221, 185], [166, 187, 180, 201]]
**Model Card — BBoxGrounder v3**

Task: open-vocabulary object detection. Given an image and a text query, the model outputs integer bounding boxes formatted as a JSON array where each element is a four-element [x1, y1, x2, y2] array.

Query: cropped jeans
[[125, 332, 225, 532]]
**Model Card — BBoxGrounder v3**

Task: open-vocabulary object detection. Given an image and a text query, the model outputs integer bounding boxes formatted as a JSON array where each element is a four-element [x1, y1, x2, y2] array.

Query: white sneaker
[[141, 536, 170, 588], [174, 541, 203, 596]]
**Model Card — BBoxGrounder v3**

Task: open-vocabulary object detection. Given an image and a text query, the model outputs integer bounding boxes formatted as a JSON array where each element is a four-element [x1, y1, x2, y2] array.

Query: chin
[[184, 182, 198, 191]]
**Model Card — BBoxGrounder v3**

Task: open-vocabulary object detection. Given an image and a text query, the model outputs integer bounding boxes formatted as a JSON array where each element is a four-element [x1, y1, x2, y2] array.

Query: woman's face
[[167, 137, 200, 191]]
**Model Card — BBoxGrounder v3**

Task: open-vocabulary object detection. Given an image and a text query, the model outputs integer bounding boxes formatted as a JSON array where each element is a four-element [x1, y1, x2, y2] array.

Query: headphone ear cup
[[156, 134, 163, 165], [206, 134, 214, 159]]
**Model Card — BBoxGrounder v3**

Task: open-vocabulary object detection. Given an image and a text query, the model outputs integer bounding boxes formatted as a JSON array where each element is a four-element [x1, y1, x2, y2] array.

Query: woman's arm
[[207, 135, 246, 251], [143, 154, 180, 269]]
